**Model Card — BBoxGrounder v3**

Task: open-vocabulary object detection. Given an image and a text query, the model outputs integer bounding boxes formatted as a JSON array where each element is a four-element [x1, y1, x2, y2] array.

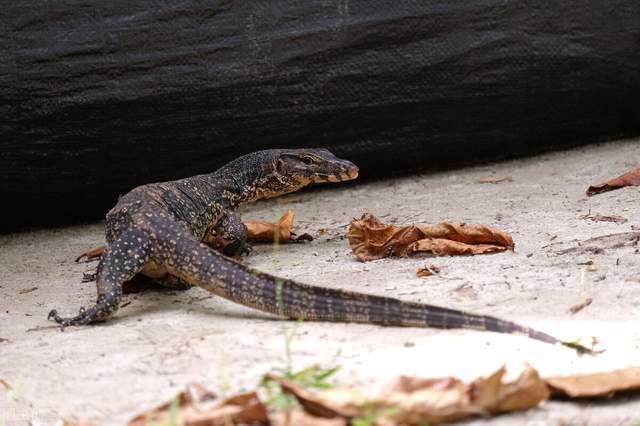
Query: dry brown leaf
[[277, 379, 360, 419], [270, 410, 347, 426], [546, 367, 640, 398], [568, 297, 593, 314], [245, 209, 295, 243], [279, 366, 547, 425], [587, 168, 640, 196], [372, 366, 548, 424], [475, 366, 550, 413], [416, 265, 441, 278], [75, 246, 105, 262], [59, 419, 95, 426], [128, 384, 268, 426], [348, 213, 514, 262]]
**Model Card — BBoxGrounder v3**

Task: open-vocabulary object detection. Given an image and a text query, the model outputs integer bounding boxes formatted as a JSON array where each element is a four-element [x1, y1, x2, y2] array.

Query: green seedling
[[351, 404, 399, 426]]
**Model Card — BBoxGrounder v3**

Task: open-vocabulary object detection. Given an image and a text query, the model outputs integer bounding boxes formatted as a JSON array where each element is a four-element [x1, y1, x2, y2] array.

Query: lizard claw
[[47, 309, 58, 321], [239, 243, 253, 256], [47, 307, 92, 329], [82, 272, 97, 282], [47, 309, 68, 330]]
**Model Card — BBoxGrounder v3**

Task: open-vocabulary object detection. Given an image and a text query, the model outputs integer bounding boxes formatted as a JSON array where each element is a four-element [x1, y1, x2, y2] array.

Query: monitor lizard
[[48, 148, 562, 346]]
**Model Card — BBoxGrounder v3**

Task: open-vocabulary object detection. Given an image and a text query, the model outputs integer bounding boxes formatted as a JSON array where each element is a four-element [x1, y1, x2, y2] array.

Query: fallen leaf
[[476, 366, 550, 414], [587, 168, 640, 196], [579, 213, 627, 224], [478, 176, 513, 184], [75, 246, 105, 262], [244, 209, 295, 243], [18, 287, 38, 294], [59, 419, 94, 426], [546, 367, 640, 398], [348, 213, 514, 262], [0, 378, 12, 390], [568, 297, 593, 314], [276, 378, 360, 419], [416, 265, 441, 278], [375, 365, 548, 424], [128, 384, 268, 426], [280, 366, 548, 425], [270, 410, 347, 426]]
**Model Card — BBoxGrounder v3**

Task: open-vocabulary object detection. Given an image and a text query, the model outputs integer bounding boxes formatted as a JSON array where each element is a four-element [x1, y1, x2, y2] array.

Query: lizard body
[[49, 149, 558, 346]]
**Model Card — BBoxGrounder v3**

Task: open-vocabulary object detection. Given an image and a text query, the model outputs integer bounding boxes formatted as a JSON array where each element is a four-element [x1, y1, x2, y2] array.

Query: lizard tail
[[238, 271, 558, 345], [159, 230, 559, 345]]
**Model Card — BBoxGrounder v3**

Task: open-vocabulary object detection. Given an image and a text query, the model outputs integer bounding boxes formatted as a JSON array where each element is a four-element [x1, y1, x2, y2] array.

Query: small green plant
[[161, 397, 180, 426], [351, 404, 399, 426], [260, 364, 340, 410]]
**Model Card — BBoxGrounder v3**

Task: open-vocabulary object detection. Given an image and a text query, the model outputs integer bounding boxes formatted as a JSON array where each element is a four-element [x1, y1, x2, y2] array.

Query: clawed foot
[[222, 241, 252, 258], [47, 307, 91, 330]]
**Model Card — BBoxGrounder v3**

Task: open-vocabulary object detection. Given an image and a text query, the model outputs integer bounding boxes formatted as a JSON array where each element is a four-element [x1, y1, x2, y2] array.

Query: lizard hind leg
[[48, 228, 152, 328], [153, 274, 193, 291]]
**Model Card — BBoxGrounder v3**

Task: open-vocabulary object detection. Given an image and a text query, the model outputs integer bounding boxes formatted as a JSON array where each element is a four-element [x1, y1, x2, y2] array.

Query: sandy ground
[[2, 139, 640, 425]]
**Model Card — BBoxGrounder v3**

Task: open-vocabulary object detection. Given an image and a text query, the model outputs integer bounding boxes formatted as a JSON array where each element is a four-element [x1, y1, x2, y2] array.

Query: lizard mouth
[[345, 164, 359, 179], [317, 166, 359, 183]]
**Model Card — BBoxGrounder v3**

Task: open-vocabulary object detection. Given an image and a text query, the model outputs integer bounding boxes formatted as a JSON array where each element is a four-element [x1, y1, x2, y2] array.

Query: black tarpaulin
[[2, 1, 640, 228]]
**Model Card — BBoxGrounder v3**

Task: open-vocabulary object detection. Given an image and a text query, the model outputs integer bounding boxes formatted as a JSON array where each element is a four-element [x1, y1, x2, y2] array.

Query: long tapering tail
[[162, 231, 560, 346]]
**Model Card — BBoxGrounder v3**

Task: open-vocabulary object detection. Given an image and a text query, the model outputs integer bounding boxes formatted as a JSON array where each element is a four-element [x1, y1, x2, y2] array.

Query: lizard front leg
[[205, 211, 250, 258], [48, 228, 151, 327]]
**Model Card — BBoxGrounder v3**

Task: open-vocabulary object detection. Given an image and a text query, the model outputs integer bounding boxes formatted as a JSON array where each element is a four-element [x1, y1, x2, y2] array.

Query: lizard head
[[275, 148, 359, 185], [245, 148, 359, 201]]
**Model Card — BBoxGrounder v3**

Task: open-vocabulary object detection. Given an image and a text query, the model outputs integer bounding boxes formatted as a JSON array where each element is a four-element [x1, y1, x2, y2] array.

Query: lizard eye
[[302, 156, 313, 165]]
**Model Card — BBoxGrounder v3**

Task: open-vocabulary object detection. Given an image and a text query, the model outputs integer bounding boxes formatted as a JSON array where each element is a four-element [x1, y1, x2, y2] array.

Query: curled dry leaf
[[244, 209, 295, 243], [75, 246, 105, 263], [128, 384, 268, 426], [348, 213, 514, 262], [277, 378, 362, 419], [546, 367, 640, 398], [373, 365, 548, 425], [280, 366, 547, 425], [59, 420, 95, 426], [587, 168, 640, 196], [568, 297, 593, 314], [270, 410, 347, 426], [416, 265, 441, 278]]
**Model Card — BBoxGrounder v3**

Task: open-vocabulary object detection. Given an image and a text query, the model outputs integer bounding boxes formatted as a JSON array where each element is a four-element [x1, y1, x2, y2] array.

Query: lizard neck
[[196, 150, 311, 208], [198, 153, 278, 208]]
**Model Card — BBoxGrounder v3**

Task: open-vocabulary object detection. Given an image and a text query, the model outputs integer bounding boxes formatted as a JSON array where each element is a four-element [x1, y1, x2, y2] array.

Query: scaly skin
[[49, 148, 559, 346]]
